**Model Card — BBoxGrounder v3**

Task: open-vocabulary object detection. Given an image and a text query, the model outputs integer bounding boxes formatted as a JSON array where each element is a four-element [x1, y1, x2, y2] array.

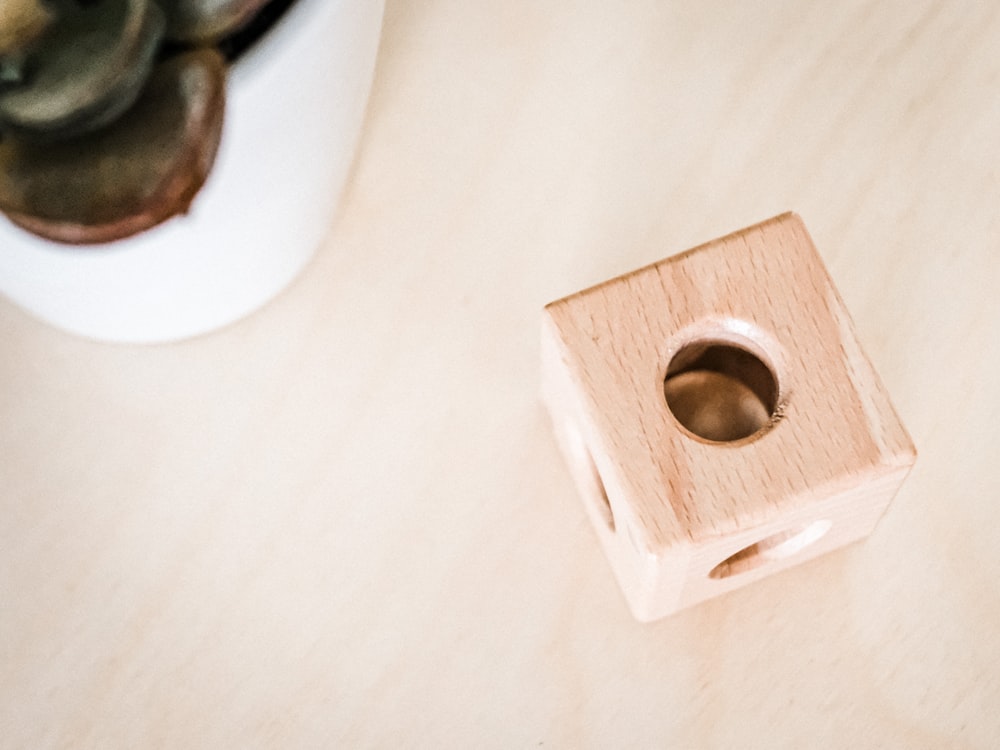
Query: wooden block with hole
[[541, 212, 916, 622]]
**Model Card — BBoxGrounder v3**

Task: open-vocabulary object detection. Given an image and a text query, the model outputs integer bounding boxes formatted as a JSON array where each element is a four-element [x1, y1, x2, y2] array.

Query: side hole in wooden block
[[664, 341, 778, 443], [565, 421, 615, 531], [708, 520, 832, 579]]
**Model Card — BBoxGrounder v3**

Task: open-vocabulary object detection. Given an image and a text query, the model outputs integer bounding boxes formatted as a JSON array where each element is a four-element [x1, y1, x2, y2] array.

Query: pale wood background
[[2, 1, 998, 747]]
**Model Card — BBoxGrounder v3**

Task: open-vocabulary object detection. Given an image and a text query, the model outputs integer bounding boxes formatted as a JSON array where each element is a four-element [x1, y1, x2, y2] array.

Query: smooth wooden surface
[[542, 214, 916, 620], [1, 1, 998, 746]]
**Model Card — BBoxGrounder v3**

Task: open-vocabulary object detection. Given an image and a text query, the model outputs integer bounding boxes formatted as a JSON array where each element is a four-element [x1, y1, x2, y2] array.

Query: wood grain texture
[[542, 213, 916, 620], [2, 0, 999, 747]]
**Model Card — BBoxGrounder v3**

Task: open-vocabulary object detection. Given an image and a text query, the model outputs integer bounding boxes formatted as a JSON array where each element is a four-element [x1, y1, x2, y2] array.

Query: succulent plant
[[0, 0, 287, 244]]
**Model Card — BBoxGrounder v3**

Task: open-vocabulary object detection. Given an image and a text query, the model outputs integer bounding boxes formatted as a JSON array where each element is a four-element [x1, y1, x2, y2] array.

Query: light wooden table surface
[[2, 1, 998, 747]]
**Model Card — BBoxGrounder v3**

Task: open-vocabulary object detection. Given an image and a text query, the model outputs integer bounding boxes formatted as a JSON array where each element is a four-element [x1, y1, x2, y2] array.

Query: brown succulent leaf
[[0, 0, 164, 139], [0, 0, 54, 58], [158, 0, 271, 44], [0, 48, 227, 244], [0, 0, 54, 86]]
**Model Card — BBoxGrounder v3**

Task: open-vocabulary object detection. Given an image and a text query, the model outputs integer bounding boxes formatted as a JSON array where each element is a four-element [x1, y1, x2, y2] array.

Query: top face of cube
[[543, 213, 915, 552]]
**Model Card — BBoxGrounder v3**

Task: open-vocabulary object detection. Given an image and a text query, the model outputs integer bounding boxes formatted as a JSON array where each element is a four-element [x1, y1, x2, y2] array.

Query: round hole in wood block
[[708, 520, 832, 579], [664, 341, 778, 442], [565, 421, 614, 531], [582, 442, 614, 532]]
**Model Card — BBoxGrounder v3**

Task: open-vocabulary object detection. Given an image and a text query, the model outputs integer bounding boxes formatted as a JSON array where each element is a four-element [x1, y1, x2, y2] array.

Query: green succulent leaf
[[0, 48, 227, 244], [158, 0, 271, 44], [0, 0, 165, 139]]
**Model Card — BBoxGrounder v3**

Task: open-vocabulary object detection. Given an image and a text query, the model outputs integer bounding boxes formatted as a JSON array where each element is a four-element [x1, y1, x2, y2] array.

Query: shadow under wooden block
[[541, 212, 916, 622]]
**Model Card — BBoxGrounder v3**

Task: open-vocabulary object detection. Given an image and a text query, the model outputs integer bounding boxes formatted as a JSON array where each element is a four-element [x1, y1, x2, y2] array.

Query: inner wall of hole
[[663, 339, 780, 443], [708, 520, 833, 579]]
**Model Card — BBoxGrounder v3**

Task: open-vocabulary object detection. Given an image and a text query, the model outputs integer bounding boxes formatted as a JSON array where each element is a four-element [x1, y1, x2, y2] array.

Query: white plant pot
[[0, 0, 385, 343]]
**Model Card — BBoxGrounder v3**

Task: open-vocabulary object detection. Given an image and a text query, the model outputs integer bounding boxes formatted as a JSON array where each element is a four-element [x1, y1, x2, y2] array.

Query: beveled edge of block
[[544, 213, 804, 314]]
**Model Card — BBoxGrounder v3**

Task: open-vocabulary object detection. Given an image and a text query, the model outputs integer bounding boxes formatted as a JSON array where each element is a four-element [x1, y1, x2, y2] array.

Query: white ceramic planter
[[0, 0, 385, 343]]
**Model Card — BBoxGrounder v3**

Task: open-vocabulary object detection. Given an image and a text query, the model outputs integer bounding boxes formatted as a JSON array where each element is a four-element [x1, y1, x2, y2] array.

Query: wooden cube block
[[541, 213, 916, 621]]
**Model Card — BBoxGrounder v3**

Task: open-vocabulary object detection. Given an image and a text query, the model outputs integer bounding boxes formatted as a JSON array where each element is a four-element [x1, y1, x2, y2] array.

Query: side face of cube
[[666, 463, 913, 618], [542, 213, 916, 621], [542, 317, 690, 620]]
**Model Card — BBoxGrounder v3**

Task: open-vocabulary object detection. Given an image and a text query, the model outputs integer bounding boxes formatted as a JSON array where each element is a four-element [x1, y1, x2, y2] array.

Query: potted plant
[[0, 0, 384, 342]]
